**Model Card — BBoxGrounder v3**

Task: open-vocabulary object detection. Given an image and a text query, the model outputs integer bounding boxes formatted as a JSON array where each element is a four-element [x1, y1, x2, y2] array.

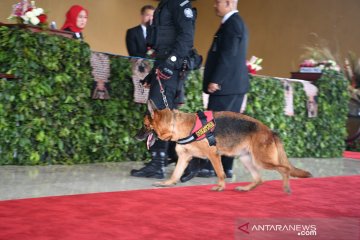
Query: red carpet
[[343, 151, 360, 160], [0, 176, 359, 240]]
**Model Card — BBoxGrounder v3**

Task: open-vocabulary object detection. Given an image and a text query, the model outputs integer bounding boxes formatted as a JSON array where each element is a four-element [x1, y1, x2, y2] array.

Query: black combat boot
[[180, 158, 201, 182], [130, 151, 166, 179], [197, 157, 233, 178], [197, 160, 216, 178]]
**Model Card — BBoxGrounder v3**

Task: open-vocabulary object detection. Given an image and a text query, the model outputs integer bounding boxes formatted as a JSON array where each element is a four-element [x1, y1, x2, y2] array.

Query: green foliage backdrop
[[0, 26, 149, 165], [246, 71, 349, 157], [0, 26, 349, 165]]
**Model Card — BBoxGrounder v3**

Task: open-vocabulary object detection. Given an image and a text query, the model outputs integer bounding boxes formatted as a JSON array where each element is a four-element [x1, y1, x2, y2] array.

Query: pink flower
[[300, 59, 317, 67]]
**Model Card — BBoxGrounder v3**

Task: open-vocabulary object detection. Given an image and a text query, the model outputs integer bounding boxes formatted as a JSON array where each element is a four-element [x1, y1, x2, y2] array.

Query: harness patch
[[195, 121, 215, 138], [177, 111, 216, 146]]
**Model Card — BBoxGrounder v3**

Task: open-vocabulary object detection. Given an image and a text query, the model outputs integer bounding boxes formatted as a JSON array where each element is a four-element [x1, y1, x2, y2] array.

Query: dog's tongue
[[146, 133, 156, 150]]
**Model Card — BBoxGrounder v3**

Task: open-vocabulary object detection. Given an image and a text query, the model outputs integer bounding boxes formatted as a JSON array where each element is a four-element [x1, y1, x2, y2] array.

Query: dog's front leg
[[153, 153, 191, 187], [208, 152, 226, 192]]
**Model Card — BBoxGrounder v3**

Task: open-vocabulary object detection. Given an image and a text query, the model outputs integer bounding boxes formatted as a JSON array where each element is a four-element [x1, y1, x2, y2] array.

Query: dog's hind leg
[[275, 166, 291, 194], [234, 153, 263, 192], [207, 152, 226, 192], [245, 140, 292, 194]]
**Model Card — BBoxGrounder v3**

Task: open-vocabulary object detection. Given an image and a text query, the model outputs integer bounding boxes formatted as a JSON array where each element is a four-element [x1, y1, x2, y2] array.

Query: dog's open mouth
[[135, 125, 158, 149], [135, 126, 152, 141], [146, 132, 157, 150]]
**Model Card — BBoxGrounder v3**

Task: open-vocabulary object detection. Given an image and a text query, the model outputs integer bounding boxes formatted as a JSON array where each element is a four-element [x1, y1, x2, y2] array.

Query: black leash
[[156, 75, 169, 109]]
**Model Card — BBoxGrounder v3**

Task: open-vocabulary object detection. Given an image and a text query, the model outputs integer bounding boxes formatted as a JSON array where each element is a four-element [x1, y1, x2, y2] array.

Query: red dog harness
[[177, 111, 216, 146]]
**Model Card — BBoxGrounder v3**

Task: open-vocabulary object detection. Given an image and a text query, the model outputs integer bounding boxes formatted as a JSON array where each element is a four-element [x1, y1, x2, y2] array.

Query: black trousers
[[148, 64, 180, 154], [207, 94, 245, 113], [207, 94, 245, 170]]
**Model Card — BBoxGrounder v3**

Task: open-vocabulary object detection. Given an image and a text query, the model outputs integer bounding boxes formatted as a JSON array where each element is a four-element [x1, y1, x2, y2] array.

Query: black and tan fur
[[143, 101, 312, 193]]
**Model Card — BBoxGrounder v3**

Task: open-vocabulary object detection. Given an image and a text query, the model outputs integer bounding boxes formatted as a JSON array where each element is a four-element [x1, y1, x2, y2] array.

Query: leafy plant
[[180, 69, 204, 112], [246, 71, 349, 157]]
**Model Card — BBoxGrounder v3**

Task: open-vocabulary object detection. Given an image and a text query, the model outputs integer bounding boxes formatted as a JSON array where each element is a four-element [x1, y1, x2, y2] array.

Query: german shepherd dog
[[141, 101, 312, 194]]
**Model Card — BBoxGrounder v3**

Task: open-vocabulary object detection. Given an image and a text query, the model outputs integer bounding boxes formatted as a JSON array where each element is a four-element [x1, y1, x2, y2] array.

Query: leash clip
[[161, 89, 169, 108]]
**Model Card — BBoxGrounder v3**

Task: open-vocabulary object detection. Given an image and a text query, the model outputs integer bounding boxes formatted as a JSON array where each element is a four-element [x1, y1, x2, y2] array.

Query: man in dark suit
[[204, 0, 249, 177], [125, 5, 155, 58], [186, 0, 249, 180]]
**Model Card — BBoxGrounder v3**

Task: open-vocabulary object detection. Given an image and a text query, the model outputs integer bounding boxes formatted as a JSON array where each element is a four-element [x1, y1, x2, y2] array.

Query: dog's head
[[139, 100, 174, 148]]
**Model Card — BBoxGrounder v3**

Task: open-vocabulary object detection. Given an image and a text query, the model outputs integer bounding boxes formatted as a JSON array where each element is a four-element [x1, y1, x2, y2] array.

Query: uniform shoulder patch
[[180, 0, 190, 7], [184, 8, 193, 18]]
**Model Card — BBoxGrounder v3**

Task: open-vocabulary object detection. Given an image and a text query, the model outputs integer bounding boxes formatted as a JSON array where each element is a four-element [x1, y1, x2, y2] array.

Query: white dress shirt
[[221, 10, 239, 24], [141, 24, 147, 39]]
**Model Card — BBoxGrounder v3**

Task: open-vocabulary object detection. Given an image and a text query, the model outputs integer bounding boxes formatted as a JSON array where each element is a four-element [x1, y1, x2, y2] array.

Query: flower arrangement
[[247, 56, 263, 74], [300, 33, 341, 73], [300, 59, 341, 72], [8, 0, 47, 26], [345, 52, 360, 88]]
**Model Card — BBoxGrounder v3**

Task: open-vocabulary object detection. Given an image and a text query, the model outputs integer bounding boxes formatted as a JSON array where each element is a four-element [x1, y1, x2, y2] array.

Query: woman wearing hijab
[[61, 5, 88, 40]]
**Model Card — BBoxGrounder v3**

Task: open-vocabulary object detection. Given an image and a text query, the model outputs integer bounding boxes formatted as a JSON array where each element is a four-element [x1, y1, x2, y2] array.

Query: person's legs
[[131, 140, 168, 179], [207, 94, 245, 112], [197, 94, 245, 178], [221, 156, 234, 178], [196, 156, 233, 178], [148, 76, 177, 110], [180, 157, 202, 182], [131, 68, 178, 179], [167, 141, 178, 165], [196, 159, 216, 177]]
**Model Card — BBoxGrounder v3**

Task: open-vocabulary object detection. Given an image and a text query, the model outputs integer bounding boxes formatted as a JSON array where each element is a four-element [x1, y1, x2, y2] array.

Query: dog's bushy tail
[[290, 167, 313, 178], [273, 132, 312, 178]]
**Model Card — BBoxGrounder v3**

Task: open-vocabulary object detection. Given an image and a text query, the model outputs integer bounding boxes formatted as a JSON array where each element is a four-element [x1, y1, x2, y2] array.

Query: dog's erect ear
[[147, 100, 157, 119]]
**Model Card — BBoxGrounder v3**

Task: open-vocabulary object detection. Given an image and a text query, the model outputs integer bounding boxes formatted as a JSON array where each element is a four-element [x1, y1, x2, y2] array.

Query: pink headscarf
[[61, 5, 88, 32]]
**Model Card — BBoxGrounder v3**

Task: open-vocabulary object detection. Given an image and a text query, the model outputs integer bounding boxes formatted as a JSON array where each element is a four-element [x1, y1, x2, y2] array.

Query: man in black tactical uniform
[[130, 0, 196, 179]]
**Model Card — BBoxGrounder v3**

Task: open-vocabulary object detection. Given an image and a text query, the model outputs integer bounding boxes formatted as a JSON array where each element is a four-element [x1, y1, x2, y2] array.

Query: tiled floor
[[1, 158, 360, 201]]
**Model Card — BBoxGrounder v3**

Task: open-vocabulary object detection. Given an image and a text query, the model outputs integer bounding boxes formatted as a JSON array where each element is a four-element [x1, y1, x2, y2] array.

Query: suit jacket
[[126, 25, 147, 58], [203, 13, 249, 95]]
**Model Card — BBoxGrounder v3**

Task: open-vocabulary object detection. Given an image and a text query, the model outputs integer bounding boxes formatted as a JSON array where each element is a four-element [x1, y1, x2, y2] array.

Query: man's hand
[[156, 67, 173, 80], [156, 56, 178, 80], [207, 83, 221, 93], [140, 70, 155, 88], [143, 82, 151, 89]]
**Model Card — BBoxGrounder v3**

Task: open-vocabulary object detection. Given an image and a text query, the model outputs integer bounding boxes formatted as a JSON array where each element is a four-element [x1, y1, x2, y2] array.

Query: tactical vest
[[147, 0, 197, 59]]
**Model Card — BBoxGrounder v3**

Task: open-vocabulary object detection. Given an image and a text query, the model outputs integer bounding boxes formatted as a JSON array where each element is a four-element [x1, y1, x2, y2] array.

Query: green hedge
[[0, 26, 349, 165], [246, 71, 349, 157], [0, 26, 150, 165]]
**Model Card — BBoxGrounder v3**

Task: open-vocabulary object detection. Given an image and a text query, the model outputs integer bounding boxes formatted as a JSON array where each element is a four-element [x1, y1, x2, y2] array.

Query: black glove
[[140, 68, 155, 86], [156, 55, 178, 80]]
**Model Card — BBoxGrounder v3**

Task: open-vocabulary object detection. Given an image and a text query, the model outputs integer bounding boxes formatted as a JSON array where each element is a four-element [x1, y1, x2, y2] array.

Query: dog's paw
[[234, 186, 249, 192], [153, 181, 176, 188], [211, 185, 224, 192], [283, 186, 292, 195]]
